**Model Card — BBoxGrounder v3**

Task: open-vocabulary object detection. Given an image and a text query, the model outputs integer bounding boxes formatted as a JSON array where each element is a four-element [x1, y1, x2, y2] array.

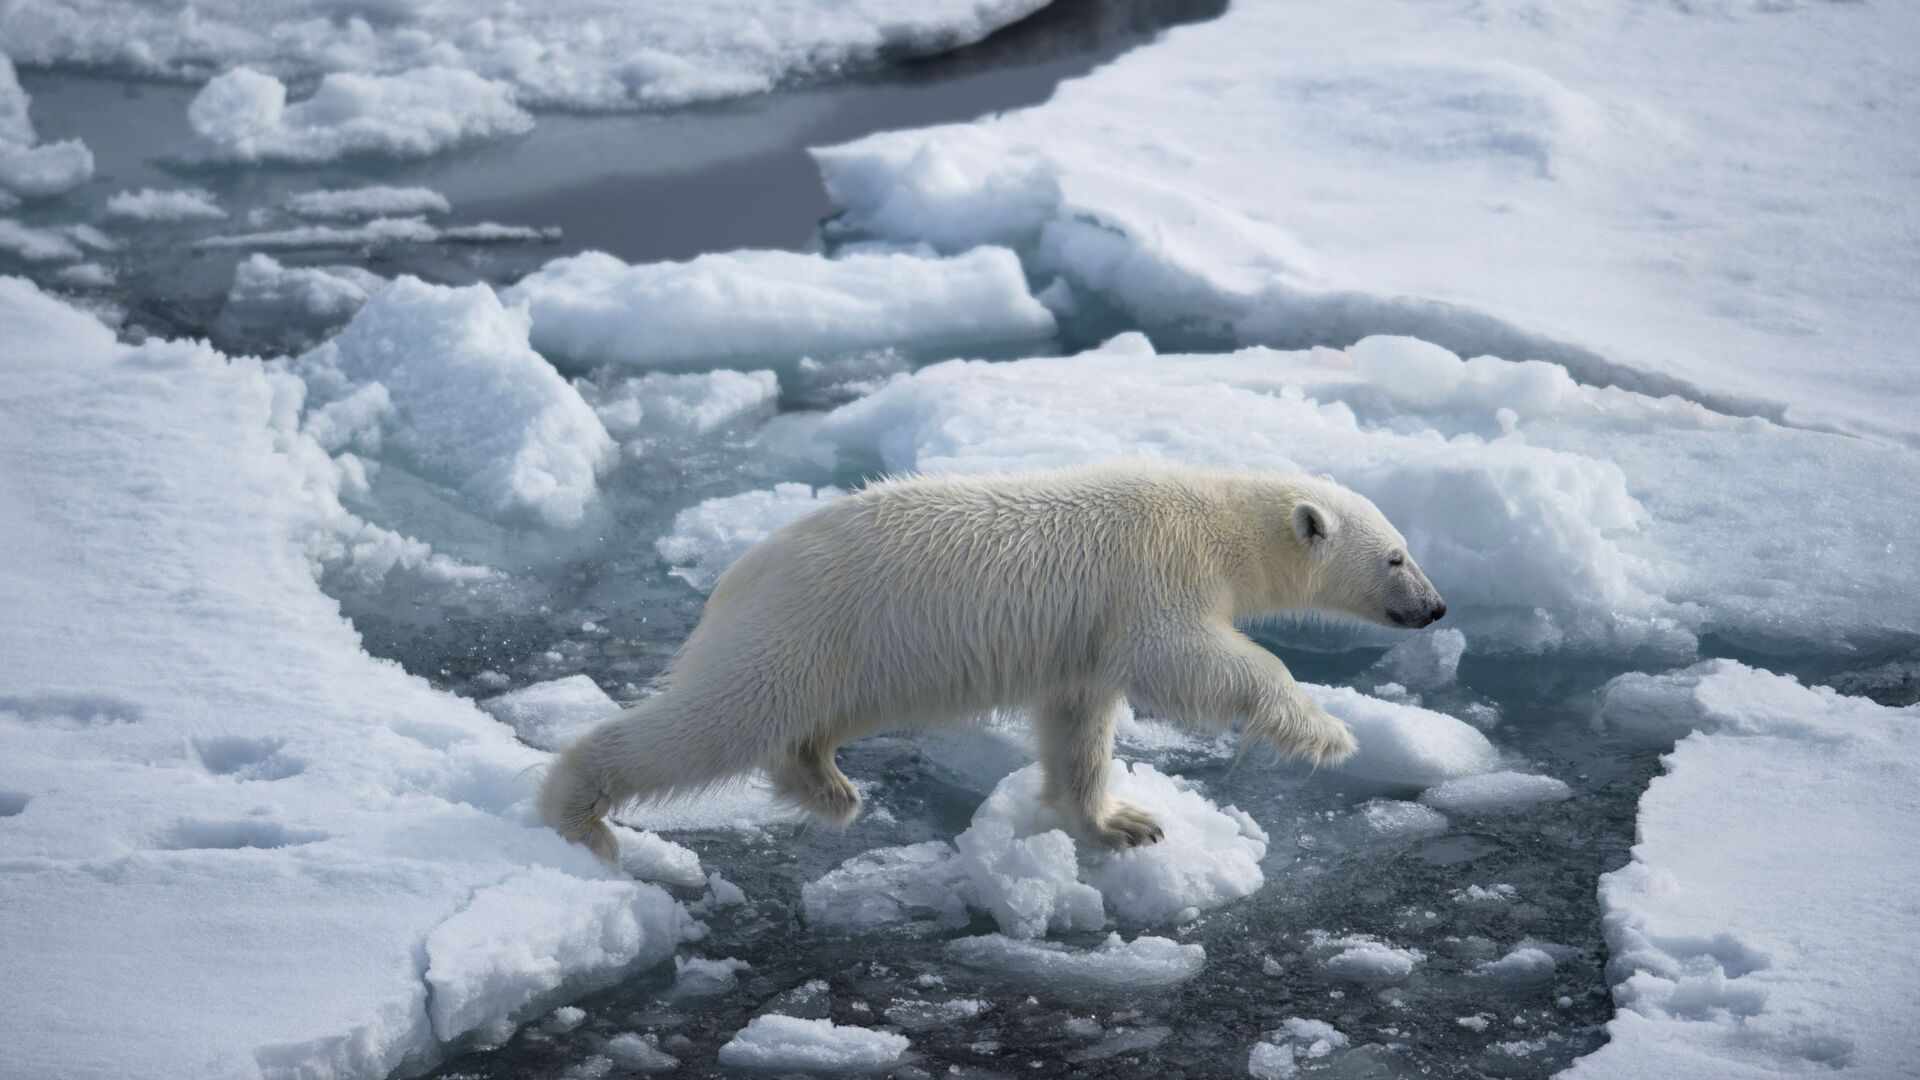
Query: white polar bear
[[541, 462, 1445, 862]]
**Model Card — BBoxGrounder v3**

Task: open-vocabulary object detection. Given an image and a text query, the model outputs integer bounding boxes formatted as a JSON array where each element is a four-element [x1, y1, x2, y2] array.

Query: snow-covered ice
[[478, 674, 618, 753], [1248, 1017, 1350, 1079], [1474, 945, 1558, 988], [0, 52, 91, 203], [1567, 661, 1920, 1079], [716, 1014, 909, 1073], [180, 66, 534, 165], [218, 253, 384, 350], [287, 185, 452, 220], [504, 246, 1056, 372], [1311, 683, 1500, 787], [104, 187, 226, 222], [0, 279, 692, 1078], [805, 760, 1265, 938], [1309, 932, 1424, 985], [197, 216, 558, 251], [292, 275, 614, 528], [584, 369, 781, 442], [945, 932, 1206, 989], [657, 483, 848, 590], [1420, 772, 1572, 814], [813, 1, 1920, 445], [0, 0, 1052, 110]]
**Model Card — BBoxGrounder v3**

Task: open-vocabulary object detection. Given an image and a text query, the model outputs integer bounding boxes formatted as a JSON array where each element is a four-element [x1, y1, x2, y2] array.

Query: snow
[[716, 1015, 909, 1073], [479, 674, 619, 753], [813, 1, 1920, 445], [1420, 772, 1572, 813], [1311, 683, 1500, 787], [288, 185, 451, 219], [1248, 1017, 1350, 1079], [502, 247, 1055, 372], [180, 66, 533, 165], [219, 254, 384, 350], [804, 761, 1266, 938], [0, 1, 1051, 110], [197, 216, 557, 251], [1310, 932, 1424, 985], [798, 335, 1920, 657], [292, 275, 615, 528], [0, 279, 690, 1078], [667, 955, 750, 999], [104, 187, 225, 222], [656, 483, 846, 590], [1566, 662, 1920, 1079], [946, 932, 1205, 989], [0, 218, 81, 262], [614, 829, 706, 890], [603, 1032, 680, 1072]]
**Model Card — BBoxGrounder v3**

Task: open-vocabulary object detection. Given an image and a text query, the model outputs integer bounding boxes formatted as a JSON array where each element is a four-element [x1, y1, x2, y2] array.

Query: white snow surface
[[585, 369, 781, 442], [503, 246, 1055, 372], [656, 483, 847, 590], [813, 0, 1920, 445], [0, 1, 1051, 110], [716, 1015, 909, 1073], [180, 65, 533, 164], [797, 335, 1920, 656], [1310, 683, 1500, 787], [292, 275, 614, 528], [0, 279, 694, 1079], [104, 186, 226, 222], [1420, 772, 1572, 813], [804, 760, 1266, 938], [478, 674, 618, 753], [1565, 661, 1920, 1079]]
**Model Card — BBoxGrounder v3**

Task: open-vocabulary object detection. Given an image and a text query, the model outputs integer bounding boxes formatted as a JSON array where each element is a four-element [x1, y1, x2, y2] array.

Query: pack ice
[[0, 279, 697, 1079]]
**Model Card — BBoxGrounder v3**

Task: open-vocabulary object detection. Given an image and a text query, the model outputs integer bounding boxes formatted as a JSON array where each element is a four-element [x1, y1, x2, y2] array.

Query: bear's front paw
[[1298, 711, 1358, 766], [1090, 801, 1165, 850]]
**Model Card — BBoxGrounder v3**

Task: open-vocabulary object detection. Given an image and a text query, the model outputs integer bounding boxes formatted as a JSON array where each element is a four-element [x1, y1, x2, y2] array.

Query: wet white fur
[[540, 461, 1442, 861]]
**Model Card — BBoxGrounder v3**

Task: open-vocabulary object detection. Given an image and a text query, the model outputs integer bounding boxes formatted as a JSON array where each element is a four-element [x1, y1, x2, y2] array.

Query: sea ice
[[287, 185, 452, 219], [104, 187, 226, 222], [1474, 946, 1557, 987], [946, 932, 1206, 989], [1419, 772, 1572, 813], [584, 369, 780, 441], [656, 483, 847, 590], [479, 674, 619, 753], [180, 66, 533, 165], [1248, 1017, 1350, 1079], [503, 246, 1055, 372], [1372, 628, 1467, 691], [219, 254, 384, 350], [1309, 932, 1424, 984], [716, 1014, 910, 1073], [0, 53, 91, 203], [293, 275, 614, 528], [197, 216, 557, 251], [1310, 683, 1501, 787]]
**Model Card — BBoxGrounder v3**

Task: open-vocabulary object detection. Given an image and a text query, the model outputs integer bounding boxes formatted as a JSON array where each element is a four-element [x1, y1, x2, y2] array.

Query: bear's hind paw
[[1091, 801, 1165, 850]]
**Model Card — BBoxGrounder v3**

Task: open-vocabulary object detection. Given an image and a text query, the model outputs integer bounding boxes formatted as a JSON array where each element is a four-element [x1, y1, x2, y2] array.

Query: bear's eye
[[1388, 552, 1405, 568]]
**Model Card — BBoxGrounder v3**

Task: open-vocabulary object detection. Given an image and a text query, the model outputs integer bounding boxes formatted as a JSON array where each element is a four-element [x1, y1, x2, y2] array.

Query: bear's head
[[1285, 480, 1446, 630]]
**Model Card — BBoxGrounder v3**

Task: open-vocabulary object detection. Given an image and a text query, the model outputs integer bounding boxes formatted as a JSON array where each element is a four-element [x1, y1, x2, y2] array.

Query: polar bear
[[541, 461, 1445, 862]]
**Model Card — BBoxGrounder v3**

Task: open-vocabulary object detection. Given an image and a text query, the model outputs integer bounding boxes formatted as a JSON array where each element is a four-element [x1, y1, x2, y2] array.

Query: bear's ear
[[1291, 501, 1340, 548]]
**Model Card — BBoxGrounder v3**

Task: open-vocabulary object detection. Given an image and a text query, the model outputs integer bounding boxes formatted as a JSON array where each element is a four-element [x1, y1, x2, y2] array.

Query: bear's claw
[[1094, 801, 1166, 849]]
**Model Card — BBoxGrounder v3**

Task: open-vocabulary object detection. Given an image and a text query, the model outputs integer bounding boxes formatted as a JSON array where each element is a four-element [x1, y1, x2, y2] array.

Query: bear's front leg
[[1036, 689, 1164, 849], [1125, 622, 1356, 766]]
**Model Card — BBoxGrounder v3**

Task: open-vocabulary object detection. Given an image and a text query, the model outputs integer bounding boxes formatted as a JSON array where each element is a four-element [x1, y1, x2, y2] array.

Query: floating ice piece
[[585, 369, 780, 440], [545, 1006, 586, 1033], [197, 216, 557, 250], [667, 955, 749, 999], [656, 483, 846, 590], [717, 1015, 909, 1073], [946, 932, 1206, 988], [0, 57, 92, 202], [1355, 799, 1448, 839], [1566, 661, 1920, 1080], [1316, 935, 1424, 984], [1474, 946, 1557, 987], [181, 66, 533, 165], [884, 997, 988, 1032], [105, 187, 225, 222], [295, 275, 613, 528], [614, 830, 705, 890], [0, 219, 80, 262], [219, 253, 382, 349], [0, 1, 1051, 111], [1310, 684, 1499, 787], [287, 185, 451, 220], [479, 674, 618, 753], [503, 247, 1055, 372], [808, 761, 1266, 939], [802, 841, 975, 937], [1248, 1016, 1350, 1079], [1372, 629, 1467, 691], [1419, 772, 1571, 812], [603, 1031, 680, 1072], [52, 262, 114, 289], [1595, 658, 1866, 748]]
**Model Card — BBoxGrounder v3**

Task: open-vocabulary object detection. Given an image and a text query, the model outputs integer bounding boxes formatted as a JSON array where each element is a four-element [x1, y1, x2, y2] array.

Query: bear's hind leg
[[1037, 690, 1164, 849], [769, 736, 862, 827]]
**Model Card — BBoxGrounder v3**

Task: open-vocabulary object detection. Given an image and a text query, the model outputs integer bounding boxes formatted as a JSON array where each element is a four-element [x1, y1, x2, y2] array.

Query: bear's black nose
[[1430, 602, 1447, 622]]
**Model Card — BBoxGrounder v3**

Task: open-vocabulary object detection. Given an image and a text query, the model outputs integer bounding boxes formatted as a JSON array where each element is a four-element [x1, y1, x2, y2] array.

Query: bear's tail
[[538, 733, 622, 866]]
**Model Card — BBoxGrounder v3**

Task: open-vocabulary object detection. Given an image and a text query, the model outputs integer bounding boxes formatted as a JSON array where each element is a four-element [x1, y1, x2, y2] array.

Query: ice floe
[[287, 185, 451, 220], [503, 246, 1055, 372], [197, 216, 557, 251], [479, 674, 618, 753], [104, 186, 226, 222], [946, 932, 1206, 989], [0, 53, 91, 204], [657, 483, 848, 590], [717, 1014, 910, 1073], [0, 279, 690, 1078], [1419, 772, 1572, 813], [292, 275, 614, 528]]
